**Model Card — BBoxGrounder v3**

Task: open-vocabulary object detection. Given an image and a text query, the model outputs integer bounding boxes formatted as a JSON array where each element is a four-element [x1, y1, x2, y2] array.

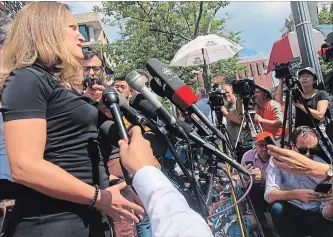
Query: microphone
[[146, 59, 198, 110], [151, 77, 211, 136], [131, 93, 249, 175], [102, 87, 131, 184], [130, 93, 157, 121], [176, 120, 250, 175], [117, 90, 157, 131], [125, 70, 177, 127], [146, 58, 230, 147], [102, 87, 128, 140]]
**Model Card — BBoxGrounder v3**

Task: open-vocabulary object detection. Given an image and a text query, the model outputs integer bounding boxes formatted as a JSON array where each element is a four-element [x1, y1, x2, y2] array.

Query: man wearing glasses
[[240, 132, 275, 236], [221, 84, 251, 146], [265, 126, 333, 237]]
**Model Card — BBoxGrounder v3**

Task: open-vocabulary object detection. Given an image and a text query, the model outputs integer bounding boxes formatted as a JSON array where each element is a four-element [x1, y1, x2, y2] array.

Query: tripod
[[210, 105, 249, 237], [235, 98, 263, 149], [280, 76, 295, 148], [280, 78, 333, 160]]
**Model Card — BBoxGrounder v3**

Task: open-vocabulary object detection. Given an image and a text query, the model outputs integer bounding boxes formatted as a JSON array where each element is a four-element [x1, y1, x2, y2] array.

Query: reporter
[[0, 3, 143, 236], [267, 145, 333, 182], [119, 126, 213, 237]]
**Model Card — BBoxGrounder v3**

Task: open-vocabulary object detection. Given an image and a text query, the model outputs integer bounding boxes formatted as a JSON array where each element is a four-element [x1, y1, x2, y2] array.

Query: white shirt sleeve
[[133, 166, 213, 237]]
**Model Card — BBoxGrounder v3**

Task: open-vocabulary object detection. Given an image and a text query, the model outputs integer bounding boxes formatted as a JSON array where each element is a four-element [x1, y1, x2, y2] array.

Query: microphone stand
[[156, 119, 209, 219], [211, 105, 248, 237], [280, 78, 333, 160]]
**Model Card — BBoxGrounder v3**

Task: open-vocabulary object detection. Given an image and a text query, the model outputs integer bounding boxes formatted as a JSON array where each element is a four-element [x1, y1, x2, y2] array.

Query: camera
[[83, 75, 96, 90], [232, 78, 255, 112], [231, 78, 255, 99], [321, 43, 333, 62], [274, 57, 302, 79], [208, 83, 225, 108]]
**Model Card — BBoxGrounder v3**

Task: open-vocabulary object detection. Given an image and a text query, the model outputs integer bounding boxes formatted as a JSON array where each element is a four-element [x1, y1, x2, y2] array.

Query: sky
[[67, 1, 292, 58]]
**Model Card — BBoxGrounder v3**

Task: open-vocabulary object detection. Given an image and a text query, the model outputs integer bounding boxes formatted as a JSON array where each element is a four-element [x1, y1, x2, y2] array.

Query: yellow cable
[[219, 145, 246, 237]]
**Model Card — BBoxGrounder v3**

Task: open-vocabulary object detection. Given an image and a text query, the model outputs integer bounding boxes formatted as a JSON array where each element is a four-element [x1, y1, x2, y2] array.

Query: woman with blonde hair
[[1, 2, 144, 237]]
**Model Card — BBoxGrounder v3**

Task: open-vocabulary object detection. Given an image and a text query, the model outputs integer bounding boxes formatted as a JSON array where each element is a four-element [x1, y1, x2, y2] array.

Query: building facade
[[74, 12, 115, 74], [74, 12, 110, 52], [236, 55, 274, 88]]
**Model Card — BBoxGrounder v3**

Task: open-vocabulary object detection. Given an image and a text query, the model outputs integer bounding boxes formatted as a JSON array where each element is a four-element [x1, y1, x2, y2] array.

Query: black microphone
[[130, 95, 249, 175], [151, 78, 211, 136], [176, 120, 250, 175], [130, 93, 158, 121], [117, 91, 157, 131], [102, 87, 128, 140], [146, 58, 229, 145], [102, 87, 131, 184]]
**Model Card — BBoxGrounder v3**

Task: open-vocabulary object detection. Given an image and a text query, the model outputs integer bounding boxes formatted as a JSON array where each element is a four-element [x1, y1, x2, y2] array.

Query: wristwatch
[[324, 164, 333, 182]]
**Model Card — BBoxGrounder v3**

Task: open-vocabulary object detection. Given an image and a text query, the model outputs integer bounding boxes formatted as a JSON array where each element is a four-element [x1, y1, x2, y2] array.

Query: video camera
[[231, 77, 255, 98], [232, 78, 256, 111], [274, 57, 302, 79], [321, 32, 333, 63], [208, 83, 225, 108]]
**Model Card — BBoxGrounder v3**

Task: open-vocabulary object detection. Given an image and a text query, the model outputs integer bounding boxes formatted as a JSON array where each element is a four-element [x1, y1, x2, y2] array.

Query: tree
[[318, 5, 333, 93], [1, 1, 26, 14], [318, 5, 333, 24], [95, 1, 243, 92]]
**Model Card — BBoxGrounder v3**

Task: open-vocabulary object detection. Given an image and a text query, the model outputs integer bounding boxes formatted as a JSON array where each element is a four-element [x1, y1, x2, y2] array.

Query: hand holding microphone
[[119, 126, 156, 174]]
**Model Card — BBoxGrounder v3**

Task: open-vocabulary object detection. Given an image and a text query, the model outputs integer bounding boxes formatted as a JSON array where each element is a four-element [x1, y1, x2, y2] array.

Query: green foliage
[[320, 58, 333, 93], [318, 5, 333, 24], [211, 57, 247, 84], [95, 1, 243, 94], [318, 6, 333, 93]]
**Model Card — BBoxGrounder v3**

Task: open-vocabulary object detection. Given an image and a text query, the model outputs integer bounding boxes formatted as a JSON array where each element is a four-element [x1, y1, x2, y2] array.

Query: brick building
[[193, 55, 274, 88], [236, 55, 274, 88]]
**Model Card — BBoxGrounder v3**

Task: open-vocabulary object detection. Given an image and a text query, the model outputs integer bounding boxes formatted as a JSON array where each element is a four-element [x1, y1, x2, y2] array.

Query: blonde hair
[[0, 2, 82, 87]]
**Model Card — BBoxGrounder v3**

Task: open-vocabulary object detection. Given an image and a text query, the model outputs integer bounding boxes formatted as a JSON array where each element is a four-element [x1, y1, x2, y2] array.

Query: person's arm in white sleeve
[[119, 126, 213, 237], [133, 166, 213, 237]]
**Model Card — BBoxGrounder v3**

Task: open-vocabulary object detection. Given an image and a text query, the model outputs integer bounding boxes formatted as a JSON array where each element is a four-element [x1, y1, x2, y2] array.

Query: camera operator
[[294, 68, 331, 136], [221, 84, 252, 146], [80, 51, 108, 100], [265, 126, 333, 237], [195, 87, 211, 119], [254, 85, 284, 142], [240, 132, 274, 236]]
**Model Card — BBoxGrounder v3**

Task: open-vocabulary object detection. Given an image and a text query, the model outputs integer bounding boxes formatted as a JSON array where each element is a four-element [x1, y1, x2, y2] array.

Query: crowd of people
[[0, 2, 333, 237]]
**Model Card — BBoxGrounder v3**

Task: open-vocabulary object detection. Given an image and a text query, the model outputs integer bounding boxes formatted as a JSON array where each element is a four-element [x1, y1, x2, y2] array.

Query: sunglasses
[[295, 146, 320, 156], [83, 66, 103, 72]]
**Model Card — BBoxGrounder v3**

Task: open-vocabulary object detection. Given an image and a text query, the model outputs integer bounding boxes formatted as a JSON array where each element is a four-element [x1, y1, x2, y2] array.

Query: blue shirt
[[265, 157, 329, 212], [195, 98, 211, 118], [0, 113, 12, 181]]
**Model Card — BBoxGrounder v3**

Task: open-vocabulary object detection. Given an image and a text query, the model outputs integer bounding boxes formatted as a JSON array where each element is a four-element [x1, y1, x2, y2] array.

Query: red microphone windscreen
[[172, 85, 198, 110]]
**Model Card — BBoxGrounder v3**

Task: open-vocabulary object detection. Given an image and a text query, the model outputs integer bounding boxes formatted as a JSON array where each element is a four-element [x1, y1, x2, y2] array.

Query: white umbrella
[[170, 34, 243, 67]]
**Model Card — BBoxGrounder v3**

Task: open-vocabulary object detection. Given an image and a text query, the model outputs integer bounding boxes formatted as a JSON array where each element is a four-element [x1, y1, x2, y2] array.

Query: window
[[262, 62, 266, 70], [244, 70, 248, 77], [250, 64, 255, 76], [256, 63, 261, 75], [79, 25, 89, 42]]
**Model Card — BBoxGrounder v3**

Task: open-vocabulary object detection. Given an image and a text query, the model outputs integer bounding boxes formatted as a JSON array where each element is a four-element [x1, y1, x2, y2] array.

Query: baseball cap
[[297, 67, 317, 78], [255, 132, 274, 143]]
